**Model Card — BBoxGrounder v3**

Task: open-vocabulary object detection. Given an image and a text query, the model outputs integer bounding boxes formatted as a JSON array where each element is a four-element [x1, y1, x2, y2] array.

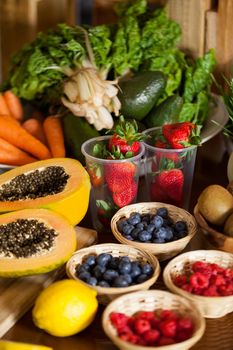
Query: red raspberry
[[178, 317, 194, 332], [176, 329, 192, 342], [136, 338, 147, 346], [119, 332, 139, 344], [158, 336, 176, 345], [210, 274, 226, 287], [202, 285, 219, 296], [110, 312, 129, 330], [223, 268, 233, 280], [118, 325, 133, 336], [181, 283, 193, 293], [160, 309, 178, 321], [160, 319, 177, 338], [135, 311, 156, 321], [209, 263, 224, 275], [190, 272, 209, 289], [192, 261, 209, 273], [134, 319, 151, 335], [143, 329, 160, 345], [150, 316, 160, 329], [127, 316, 135, 329], [218, 284, 233, 296], [173, 274, 187, 287]]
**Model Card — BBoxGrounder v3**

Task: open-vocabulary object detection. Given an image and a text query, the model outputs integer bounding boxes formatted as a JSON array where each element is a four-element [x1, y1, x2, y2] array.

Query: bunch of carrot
[[0, 91, 66, 166]]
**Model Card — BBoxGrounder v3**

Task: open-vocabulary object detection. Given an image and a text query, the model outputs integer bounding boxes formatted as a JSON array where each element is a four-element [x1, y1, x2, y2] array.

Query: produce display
[[173, 260, 233, 296], [75, 253, 154, 288], [109, 309, 194, 346], [117, 207, 188, 243]]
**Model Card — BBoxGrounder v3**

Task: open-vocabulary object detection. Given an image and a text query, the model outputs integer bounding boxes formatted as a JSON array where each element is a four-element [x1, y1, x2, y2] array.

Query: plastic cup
[[142, 127, 197, 210], [81, 136, 145, 232]]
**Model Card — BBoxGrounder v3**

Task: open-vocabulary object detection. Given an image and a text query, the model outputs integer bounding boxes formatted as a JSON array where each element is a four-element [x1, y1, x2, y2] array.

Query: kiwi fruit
[[198, 184, 233, 226], [224, 213, 233, 237]]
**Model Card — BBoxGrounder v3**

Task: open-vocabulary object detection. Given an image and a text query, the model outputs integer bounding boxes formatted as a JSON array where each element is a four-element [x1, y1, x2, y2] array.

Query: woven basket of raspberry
[[163, 250, 233, 318], [102, 290, 205, 350], [111, 202, 197, 261], [66, 243, 160, 305]]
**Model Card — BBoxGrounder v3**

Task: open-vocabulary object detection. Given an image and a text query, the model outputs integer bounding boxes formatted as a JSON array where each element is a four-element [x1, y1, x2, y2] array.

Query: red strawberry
[[156, 169, 184, 204], [150, 179, 169, 202], [108, 115, 146, 157], [105, 162, 136, 193], [162, 122, 200, 149], [112, 181, 137, 207]]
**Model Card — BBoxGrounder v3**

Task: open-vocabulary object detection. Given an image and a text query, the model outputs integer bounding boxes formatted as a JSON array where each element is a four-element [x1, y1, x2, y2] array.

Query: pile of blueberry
[[75, 253, 154, 288], [117, 207, 188, 243]]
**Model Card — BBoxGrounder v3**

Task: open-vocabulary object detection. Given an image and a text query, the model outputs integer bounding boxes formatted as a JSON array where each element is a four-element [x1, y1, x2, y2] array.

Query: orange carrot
[[43, 115, 66, 158], [22, 118, 47, 145], [0, 137, 37, 166], [0, 93, 12, 116], [3, 90, 24, 122], [0, 114, 51, 160]]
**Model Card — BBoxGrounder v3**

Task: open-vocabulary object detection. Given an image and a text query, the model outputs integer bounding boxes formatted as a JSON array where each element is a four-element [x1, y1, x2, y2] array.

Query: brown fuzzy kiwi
[[198, 185, 233, 226]]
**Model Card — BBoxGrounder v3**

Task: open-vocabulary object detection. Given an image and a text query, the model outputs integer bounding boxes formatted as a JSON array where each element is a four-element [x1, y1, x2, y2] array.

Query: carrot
[[3, 90, 24, 122], [0, 137, 37, 166], [22, 118, 47, 145], [43, 115, 66, 158], [0, 115, 52, 160], [0, 93, 12, 116]]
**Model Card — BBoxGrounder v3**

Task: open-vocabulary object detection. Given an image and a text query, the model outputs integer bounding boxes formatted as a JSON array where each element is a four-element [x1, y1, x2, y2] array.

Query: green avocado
[[145, 94, 183, 127], [118, 71, 166, 121], [63, 114, 100, 164]]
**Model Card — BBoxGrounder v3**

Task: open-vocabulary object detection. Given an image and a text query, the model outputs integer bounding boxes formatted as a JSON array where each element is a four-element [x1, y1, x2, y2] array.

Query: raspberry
[[160, 309, 178, 321], [134, 318, 151, 335], [209, 274, 226, 287], [218, 284, 233, 296], [135, 311, 156, 321], [192, 261, 208, 272], [110, 312, 129, 330], [150, 316, 160, 329], [202, 285, 219, 296], [158, 336, 176, 345], [119, 332, 139, 344], [118, 325, 133, 336], [178, 317, 193, 332], [143, 329, 160, 344], [209, 263, 224, 275], [160, 319, 177, 338], [223, 268, 233, 280], [176, 329, 192, 342], [181, 283, 193, 293], [190, 272, 209, 289], [173, 274, 187, 287], [127, 316, 135, 329]]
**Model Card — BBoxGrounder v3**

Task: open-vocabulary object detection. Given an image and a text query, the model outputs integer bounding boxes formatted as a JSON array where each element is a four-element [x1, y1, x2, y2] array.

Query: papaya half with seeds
[[0, 340, 53, 350], [0, 208, 77, 277], [0, 158, 90, 226]]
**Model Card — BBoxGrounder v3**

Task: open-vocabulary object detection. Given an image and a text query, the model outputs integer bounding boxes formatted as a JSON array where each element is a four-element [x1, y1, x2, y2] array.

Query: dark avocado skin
[[63, 114, 100, 165], [118, 71, 166, 121], [145, 94, 183, 127]]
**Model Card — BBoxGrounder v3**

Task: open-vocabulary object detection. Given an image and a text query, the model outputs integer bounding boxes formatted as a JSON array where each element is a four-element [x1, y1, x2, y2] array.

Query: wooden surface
[[2, 133, 233, 349], [0, 226, 97, 338]]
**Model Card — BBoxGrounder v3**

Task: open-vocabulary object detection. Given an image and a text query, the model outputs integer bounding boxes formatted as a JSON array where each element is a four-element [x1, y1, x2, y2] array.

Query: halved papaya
[[0, 340, 53, 350], [0, 208, 77, 277], [0, 158, 90, 226]]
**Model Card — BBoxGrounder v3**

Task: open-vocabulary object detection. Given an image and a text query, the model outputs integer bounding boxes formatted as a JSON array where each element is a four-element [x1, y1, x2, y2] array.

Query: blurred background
[[0, 0, 233, 85]]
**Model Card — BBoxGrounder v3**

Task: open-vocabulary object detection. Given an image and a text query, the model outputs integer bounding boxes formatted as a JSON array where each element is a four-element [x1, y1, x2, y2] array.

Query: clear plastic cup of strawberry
[[81, 136, 145, 232], [142, 125, 198, 209]]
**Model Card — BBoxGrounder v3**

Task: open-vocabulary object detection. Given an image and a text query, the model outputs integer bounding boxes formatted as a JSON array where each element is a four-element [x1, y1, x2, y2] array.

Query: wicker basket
[[163, 250, 233, 318], [102, 290, 205, 350], [194, 204, 233, 253], [111, 202, 197, 261], [66, 243, 160, 305]]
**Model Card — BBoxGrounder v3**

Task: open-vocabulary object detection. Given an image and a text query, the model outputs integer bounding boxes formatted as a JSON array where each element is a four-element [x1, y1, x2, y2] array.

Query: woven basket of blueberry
[[66, 243, 160, 305], [111, 202, 197, 261]]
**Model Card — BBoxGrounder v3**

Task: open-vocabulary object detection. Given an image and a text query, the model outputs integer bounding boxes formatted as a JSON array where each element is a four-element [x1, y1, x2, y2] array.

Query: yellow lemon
[[0, 340, 52, 350], [32, 279, 98, 337]]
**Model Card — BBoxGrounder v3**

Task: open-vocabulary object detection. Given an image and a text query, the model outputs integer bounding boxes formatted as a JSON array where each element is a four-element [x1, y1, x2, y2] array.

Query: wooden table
[[2, 133, 233, 350]]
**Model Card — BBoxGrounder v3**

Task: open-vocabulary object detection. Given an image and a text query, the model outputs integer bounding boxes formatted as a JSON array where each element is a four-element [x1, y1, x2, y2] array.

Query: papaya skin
[[0, 209, 77, 277], [0, 340, 53, 350], [0, 158, 90, 226]]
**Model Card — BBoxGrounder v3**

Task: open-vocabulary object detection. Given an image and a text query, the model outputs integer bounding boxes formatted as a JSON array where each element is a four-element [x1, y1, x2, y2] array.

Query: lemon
[[32, 279, 98, 337], [0, 340, 52, 350]]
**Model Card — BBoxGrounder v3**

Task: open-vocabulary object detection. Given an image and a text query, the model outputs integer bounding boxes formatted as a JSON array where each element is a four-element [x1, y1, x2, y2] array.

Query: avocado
[[118, 71, 166, 121], [145, 94, 183, 128], [63, 114, 100, 164]]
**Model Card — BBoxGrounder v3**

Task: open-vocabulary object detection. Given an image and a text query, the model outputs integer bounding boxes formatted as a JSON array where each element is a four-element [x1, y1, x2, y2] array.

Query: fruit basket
[[102, 290, 205, 350], [194, 204, 233, 253], [163, 250, 233, 318], [111, 202, 197, 261], [66, 243, 160, 305]]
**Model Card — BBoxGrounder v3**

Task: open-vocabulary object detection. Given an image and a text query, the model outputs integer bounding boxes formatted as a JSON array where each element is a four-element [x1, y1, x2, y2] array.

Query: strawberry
[[108, 115, 146, 157], [112, 181, 137, 208], [156, 169, 184, 204], [162, 122, 201, 149], [105, 162, 136, 193]]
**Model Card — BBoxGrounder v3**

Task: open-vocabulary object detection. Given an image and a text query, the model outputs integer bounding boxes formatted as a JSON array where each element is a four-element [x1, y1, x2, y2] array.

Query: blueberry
[[138, 230, 152, 242], [155, 227, 169, 240], [128, 213, 141, 225], [157, 207, 168, 218], [153, 238, 165, 243], [78, 271, 91, 281], [141, 214, 150, 223], [164, 227, 174, 241], [96, 253, 112, 267], [118, 261, 132, 275], [93, 265, 106, 279], [98, 280, 110, 288], [150, 215, 164, 228], [174, 221, 188, 232], [103, 269, 119, 281], [175, 230, 187, 239], [147, 223, 156, 233], [123, 274, 133, 285], [85, 255, 96, 266], [124, 235, 134, 241], [136, 274, 149, 284], [117, 219, 128, 231], [86, 277, 98, 286], [136, 223, 144, 230], [108, 257, 120, 269], [141, 263, 153, 276], [130, 264, 142, 279], [120, 256, 131, 264], [122, 224, 135, 236], [76, 264, 90, 274], [131, 228, 141, 240], [112, 276, 129, 287]]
